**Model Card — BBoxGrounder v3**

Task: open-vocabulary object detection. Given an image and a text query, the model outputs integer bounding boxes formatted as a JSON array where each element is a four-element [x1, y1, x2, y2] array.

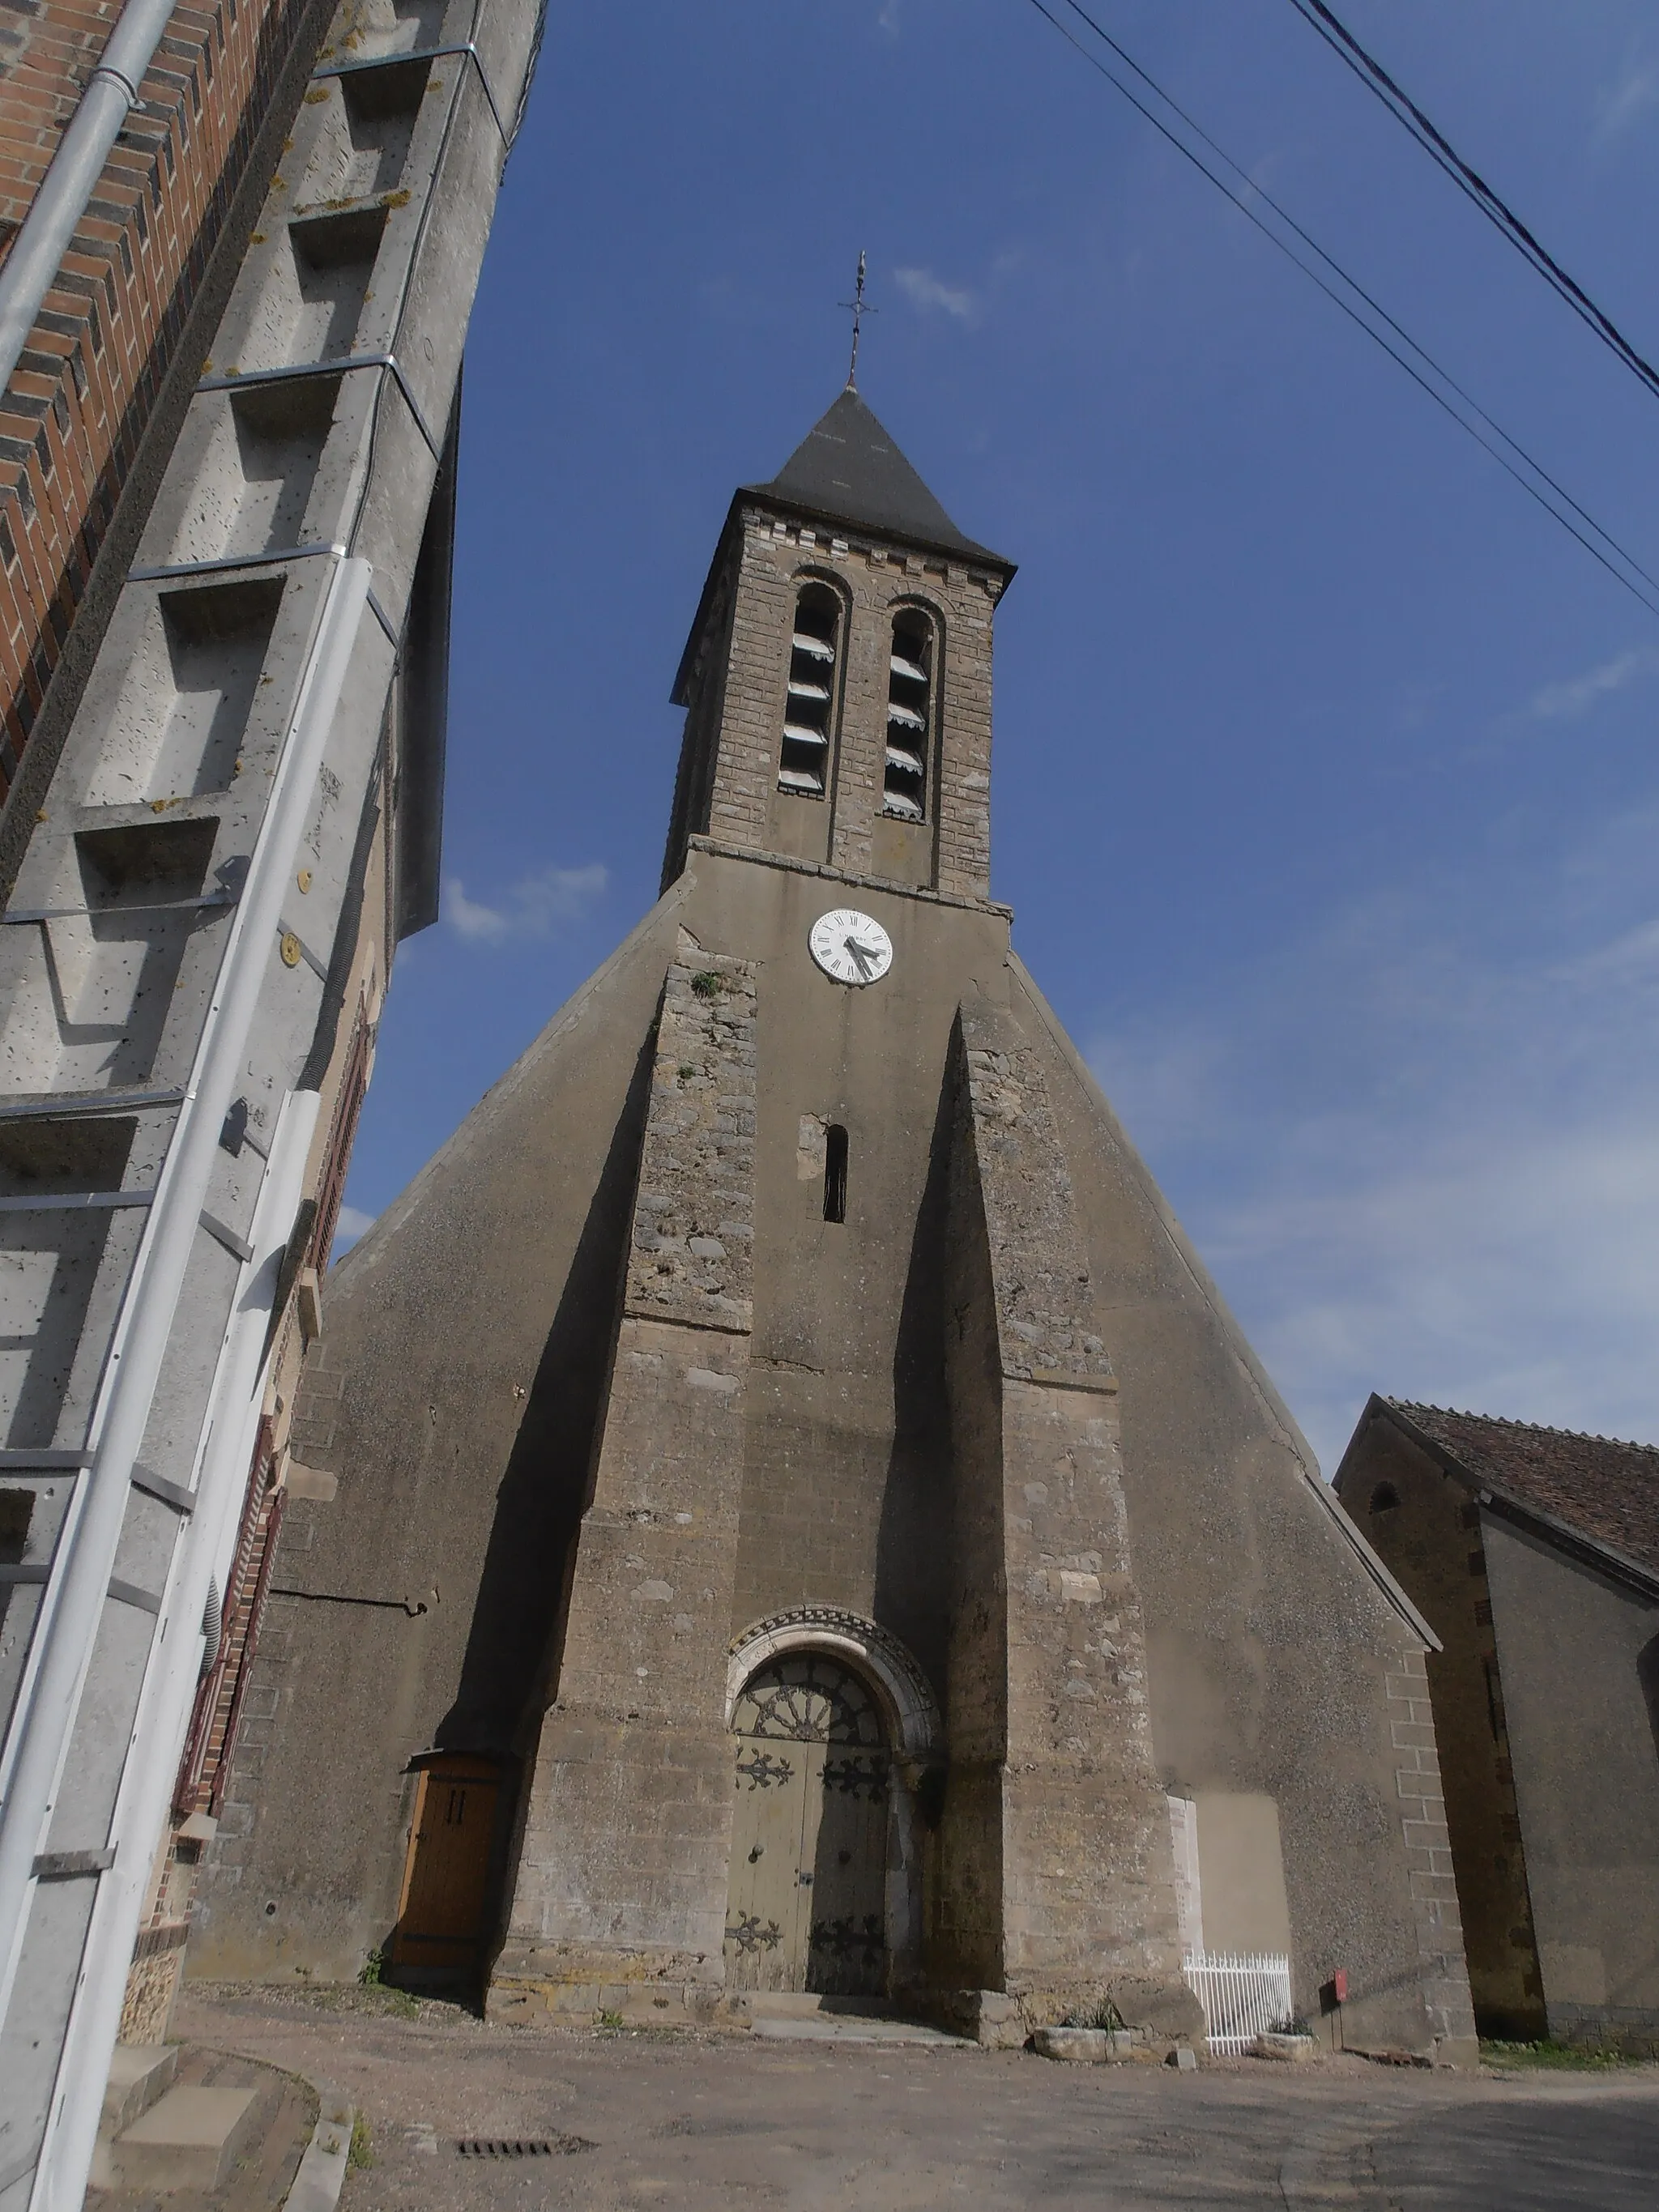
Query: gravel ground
[[173, 1984, 1659, 2210]]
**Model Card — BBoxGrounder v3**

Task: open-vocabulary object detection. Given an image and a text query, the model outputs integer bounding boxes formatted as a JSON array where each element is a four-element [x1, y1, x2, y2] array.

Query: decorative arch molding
[[727, 1607, 943, 1762]]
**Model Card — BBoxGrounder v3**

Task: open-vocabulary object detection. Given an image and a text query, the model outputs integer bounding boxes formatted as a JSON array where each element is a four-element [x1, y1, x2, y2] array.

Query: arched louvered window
[[779, 583, 839, 798], [883, 614, 932, 821]]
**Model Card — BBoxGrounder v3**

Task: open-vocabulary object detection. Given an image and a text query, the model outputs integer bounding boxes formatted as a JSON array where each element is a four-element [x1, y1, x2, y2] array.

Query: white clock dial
[[808, 907, 893, 987]]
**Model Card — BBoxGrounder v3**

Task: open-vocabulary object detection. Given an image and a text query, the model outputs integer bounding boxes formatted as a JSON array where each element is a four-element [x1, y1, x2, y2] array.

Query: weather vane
[[840, 250, 877, 390]]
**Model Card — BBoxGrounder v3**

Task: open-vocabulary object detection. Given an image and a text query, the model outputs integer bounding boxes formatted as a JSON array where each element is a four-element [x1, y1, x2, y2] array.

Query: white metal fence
[[1182, 1952, 1294, 2055]]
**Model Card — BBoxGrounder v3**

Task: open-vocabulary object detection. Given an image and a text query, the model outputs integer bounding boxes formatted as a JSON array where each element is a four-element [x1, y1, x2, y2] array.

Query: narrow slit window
[[824, 1124, 848, 1223], [883, 616, 932, 821], [779, 584, 838, 798]]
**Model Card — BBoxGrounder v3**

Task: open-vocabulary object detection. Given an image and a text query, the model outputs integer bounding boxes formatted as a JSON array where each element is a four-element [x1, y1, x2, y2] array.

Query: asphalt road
[[176, 1986, 1659, 2210]]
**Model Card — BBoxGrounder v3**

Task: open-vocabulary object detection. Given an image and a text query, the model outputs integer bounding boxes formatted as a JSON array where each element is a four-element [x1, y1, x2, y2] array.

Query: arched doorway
[[723, 1652, 890, 1997]]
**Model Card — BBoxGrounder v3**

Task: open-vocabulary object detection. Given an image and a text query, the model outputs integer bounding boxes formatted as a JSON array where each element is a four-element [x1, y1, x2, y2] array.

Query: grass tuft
[[1482, 2038, 1636, 2070]]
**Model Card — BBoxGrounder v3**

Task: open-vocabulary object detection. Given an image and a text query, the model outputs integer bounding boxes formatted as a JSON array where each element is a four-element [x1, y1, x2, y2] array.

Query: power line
[[1019, 0, 1659, 619], [1287, 0, 1659, 407]]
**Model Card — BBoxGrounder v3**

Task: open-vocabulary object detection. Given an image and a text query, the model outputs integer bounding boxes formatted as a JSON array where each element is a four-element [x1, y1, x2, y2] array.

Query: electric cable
[[1287, 0, 1659, 407], [1021, 0, 1659, 617]]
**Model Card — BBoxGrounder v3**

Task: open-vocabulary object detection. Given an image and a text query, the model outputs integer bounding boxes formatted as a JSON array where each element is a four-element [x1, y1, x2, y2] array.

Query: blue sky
[[340, 0, 1659, 1476]]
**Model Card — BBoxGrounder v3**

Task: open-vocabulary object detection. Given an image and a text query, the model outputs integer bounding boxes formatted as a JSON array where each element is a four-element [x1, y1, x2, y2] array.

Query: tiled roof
[[1385, 1400, 1659, 1582], [746, 387, 1009, 567]]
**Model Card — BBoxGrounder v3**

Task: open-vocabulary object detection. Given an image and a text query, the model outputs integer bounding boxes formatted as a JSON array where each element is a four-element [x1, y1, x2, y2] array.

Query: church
[[190, 383, 1476, 2060]]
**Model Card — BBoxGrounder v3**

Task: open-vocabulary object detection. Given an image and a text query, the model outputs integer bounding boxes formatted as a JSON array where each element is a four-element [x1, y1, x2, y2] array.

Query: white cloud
[[1085, 819, 1659, 1478], [1597, 55, 1659, 142], [893, 266, 980, 324], [446, 862, 608, 945], [332, 1204, 376, 1255], [1527, 646, 1656, 722]]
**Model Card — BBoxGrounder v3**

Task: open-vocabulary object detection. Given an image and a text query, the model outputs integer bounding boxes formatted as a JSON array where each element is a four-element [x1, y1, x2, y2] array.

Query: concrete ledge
[[487, 1968, 743, 2030], [100, 2044, 178, 2137], [1255, 2033, 1317, 2063], [104, 2085, 261, 2193], [285, 2086, 354, 2212]]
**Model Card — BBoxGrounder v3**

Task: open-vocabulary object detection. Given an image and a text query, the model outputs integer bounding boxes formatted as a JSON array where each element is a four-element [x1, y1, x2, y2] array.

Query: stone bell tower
[[488, 383, 1196, 2032], [198, 383, 1473, 2065]]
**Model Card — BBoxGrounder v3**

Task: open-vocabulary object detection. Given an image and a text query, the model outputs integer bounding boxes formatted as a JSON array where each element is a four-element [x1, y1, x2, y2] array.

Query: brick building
[[197, 387, 1477, 2065], [1337, 1398, 1659, 2052], [0, 2, 547, 2201], [0, 0, 336, 890]]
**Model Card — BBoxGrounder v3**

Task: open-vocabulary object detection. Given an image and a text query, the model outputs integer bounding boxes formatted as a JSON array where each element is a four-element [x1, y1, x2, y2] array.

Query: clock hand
[[842, 935, 876, 979]]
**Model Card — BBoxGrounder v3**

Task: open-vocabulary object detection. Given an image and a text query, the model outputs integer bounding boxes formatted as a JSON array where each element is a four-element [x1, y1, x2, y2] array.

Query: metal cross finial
[[840, 251, 876, 390]]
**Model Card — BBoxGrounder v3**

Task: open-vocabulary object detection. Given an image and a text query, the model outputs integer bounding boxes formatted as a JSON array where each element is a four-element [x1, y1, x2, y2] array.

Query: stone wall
[[667, 504, 1002, 901], [493, 932, 760, 2018]]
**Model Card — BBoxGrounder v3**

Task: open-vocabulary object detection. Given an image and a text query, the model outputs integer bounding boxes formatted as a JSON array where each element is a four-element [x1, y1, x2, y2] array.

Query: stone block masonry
[[670, 505, 1002, 903], [1388, 1645, 1478, 2055]]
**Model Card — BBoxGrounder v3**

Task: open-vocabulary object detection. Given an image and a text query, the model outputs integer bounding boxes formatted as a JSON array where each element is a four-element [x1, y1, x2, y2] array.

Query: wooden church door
[[723, 1654, 889, 1997], [390, 1754, 504, 1975]]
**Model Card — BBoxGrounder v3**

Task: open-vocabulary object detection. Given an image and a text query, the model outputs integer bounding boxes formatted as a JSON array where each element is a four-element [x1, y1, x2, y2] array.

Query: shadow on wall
[[1639, 1634, 1659, 1765], [436, 1029, 655, 1760], [874, 1059, 955, 1701]]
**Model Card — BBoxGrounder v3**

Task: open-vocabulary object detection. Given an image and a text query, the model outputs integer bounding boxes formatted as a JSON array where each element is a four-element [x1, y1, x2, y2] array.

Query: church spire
[[745, 387, 1005, 566]]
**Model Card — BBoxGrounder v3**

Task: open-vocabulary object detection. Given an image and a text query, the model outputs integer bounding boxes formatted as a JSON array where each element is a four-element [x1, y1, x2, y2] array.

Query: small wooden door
[[391, 1756, 503, 1974], [723, 1655, 889, 1997]]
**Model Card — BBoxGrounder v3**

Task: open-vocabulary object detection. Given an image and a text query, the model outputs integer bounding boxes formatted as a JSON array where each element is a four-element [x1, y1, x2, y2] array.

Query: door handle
[[798, 1872, 812, 1886]]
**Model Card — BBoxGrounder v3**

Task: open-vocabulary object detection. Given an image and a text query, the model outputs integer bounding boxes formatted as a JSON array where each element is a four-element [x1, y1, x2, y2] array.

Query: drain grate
[[456, 2136, 594, 2159]]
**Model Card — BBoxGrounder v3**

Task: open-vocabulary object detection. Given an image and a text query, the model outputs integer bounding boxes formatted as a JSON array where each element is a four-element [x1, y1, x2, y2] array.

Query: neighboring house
[[1336, 1397, 1659, 2053]]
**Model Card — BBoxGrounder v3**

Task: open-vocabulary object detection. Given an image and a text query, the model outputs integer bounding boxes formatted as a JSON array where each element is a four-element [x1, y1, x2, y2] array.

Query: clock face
[[808, 907, 893, 987]]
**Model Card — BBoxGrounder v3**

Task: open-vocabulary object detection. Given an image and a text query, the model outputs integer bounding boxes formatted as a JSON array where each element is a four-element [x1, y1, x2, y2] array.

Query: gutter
[[0, 0, 179, 402]]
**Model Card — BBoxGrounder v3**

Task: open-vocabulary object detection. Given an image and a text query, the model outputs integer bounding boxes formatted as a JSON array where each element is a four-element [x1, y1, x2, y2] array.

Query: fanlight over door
[[723, 1652, 889, 1997]]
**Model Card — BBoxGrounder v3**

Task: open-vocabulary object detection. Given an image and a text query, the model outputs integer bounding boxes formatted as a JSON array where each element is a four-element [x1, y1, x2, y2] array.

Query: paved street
[[177, 1987, 1659, 2210]]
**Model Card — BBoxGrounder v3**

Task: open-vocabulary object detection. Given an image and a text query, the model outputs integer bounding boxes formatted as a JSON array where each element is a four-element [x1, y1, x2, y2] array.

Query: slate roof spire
[[745, 387, 1007, 567]]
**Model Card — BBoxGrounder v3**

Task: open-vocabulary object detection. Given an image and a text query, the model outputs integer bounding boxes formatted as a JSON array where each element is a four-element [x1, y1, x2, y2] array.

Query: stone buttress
[[938, 999, 1196, 2037], [492, 933, 757, 2013]]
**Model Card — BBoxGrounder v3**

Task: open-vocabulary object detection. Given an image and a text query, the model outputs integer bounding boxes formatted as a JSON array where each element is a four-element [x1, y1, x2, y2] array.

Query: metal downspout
[[0, 0, 180, 400], [34, 1087, 323, 2212]]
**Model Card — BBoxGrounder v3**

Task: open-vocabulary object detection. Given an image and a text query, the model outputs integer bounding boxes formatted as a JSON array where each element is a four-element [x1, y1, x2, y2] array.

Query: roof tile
[[1387, 1400, 1659, 1579]]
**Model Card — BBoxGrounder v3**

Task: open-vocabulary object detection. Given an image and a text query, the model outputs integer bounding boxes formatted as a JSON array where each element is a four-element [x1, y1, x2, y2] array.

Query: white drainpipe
[[32, 1084, 322, 2212], [0, 0, 181, 401], [0, 557, 370, 2046]]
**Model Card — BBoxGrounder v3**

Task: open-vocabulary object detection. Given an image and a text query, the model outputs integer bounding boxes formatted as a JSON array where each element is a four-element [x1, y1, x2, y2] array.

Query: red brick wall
[[0, 0, 325, 808]]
